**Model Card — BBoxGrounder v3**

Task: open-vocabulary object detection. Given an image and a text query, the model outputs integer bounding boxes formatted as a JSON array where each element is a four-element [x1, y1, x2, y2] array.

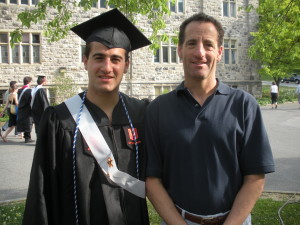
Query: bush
[[257, 85, 297, 106]]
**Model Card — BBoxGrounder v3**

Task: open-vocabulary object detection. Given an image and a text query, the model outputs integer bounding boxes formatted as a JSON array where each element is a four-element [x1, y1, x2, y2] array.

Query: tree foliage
[[12, 0, 174, 49], [248, 0, 300, 85]]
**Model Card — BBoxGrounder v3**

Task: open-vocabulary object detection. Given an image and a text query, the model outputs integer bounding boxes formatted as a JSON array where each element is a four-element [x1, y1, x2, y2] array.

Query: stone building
[[0, 0, 261, 104]]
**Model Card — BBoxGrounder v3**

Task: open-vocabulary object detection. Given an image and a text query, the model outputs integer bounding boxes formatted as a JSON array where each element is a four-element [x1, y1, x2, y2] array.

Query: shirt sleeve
[[239, 98, 275, 175]]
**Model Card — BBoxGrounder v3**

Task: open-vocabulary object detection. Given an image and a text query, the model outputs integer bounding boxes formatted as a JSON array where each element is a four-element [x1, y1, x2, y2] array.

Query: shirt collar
[[175, 78, 231, 96]]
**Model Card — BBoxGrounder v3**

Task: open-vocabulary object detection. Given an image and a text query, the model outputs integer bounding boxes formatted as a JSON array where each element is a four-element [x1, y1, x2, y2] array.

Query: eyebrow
[[92, 53, 124, 60]]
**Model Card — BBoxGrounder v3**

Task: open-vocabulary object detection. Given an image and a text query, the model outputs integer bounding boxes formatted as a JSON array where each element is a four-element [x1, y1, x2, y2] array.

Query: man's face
[[178, 21, 223, 83], [83, 42, 129, 95]]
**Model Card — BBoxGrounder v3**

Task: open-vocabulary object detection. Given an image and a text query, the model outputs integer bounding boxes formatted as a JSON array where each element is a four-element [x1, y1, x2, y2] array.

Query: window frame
[[223, 38, 237, 65], [0, 0, 38, 6], [0, 31, 41, 64], [154, 84, 178, 97], [223, 0, 237, 18], [168, 0, 184, 13], [154, 36, 179, 64]]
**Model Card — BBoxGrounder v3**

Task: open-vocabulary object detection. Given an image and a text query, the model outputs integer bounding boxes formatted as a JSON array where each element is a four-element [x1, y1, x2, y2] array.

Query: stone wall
[[0, 0, 261, 103]]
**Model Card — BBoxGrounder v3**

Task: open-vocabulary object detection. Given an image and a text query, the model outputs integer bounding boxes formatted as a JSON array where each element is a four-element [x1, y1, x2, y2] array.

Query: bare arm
[[223, 174, 265, 225], [13, 93, 19, 106], [0, 100, 9, 116], [146, 177, 188, 225]]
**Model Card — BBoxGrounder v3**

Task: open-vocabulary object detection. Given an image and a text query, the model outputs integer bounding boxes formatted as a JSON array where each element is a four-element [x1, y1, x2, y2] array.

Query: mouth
[[98, 75, 114, 80], [192, 61, 207, 66]]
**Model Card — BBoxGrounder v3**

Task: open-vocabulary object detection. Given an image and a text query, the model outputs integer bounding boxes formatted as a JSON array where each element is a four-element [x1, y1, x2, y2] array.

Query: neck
[[184, 78, 217, 106], [86, 90, 119, 122]]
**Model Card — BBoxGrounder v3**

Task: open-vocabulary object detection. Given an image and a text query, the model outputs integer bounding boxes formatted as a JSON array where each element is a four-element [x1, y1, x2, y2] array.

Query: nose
[[195, 43, 205, 58], [102, 58, 113, 74]]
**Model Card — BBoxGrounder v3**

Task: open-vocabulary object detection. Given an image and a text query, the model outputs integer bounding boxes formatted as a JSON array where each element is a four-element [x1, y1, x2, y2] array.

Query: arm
[[0, 100, 9, 117], [223, 174, 265, 225], [14, 93, 19, 106], [146, 177, 188, 225]]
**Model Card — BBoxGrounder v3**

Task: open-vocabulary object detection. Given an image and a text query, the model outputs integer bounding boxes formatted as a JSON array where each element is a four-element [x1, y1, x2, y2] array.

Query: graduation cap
[[36, 74, 46, 78], [71, 8, 151, 52]]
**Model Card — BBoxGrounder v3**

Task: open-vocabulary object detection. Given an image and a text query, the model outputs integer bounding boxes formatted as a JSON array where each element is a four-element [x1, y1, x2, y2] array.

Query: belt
[[176, 206, 228, 225]]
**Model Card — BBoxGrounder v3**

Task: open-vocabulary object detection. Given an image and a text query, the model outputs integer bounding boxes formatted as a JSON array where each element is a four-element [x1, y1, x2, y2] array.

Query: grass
[[1, 196, 299, 225], [256, 85, 298, 106]]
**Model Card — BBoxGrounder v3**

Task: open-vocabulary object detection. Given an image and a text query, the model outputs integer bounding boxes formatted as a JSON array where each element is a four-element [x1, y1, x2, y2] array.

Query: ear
[[177, 44, 182, 60], [124, 60, 130, 74], [217, 45, 223, 62], [83, 55, 88, 70]]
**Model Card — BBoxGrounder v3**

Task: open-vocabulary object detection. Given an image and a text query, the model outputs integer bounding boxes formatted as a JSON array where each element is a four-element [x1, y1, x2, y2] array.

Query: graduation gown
[[22, 92, 149, 225], [31, 88, 49, 133], [17, 88, 33, 132]]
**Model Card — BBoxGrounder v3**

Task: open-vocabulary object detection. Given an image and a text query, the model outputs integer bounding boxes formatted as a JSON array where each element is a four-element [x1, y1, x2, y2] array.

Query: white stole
[[30, 85, 42, 108], [65, 95, 145, 198]]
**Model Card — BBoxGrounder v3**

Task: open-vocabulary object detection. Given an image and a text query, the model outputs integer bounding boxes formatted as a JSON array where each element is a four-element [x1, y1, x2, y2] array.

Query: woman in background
[[0, 82, 18, 142], [270, 81, 279, 109]]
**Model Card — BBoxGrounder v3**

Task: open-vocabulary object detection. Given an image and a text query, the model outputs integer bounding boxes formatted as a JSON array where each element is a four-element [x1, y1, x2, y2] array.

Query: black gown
[[31, 88, 49, 133], [22, 92, 149, 225], [17, 88, 33, 133]]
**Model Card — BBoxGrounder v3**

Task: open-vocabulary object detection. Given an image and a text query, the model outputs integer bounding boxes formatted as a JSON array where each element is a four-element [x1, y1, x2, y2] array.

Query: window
[[0, 33, 8, 63], [223, 0, 236, 17], [154, 85, 177, 97], [0, 32, 41, 64], [169, 0, 184, 13], [92, 0, 114, 8], [154, 37, 179, 64], [224, 39, 237, 64], [0, 0, 38, 5]]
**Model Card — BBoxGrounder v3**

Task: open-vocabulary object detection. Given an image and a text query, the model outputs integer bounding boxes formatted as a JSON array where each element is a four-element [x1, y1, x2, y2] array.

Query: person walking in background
[[0, 82, 18, 142], [30, 75, 49, 134], [296, 83, 300, 109], [270, 81, 279, 109], [17, 76, 34, 143], [22, 9, 151, 225], [1, 81, 16, 135], [145, 12, 275, 225]]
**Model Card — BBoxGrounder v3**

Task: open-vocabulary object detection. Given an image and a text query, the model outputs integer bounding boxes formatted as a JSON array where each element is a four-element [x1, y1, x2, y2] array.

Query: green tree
[[11, 0, 174, 50], [248, 0, 300, 86], [51, 73, 79, 105]]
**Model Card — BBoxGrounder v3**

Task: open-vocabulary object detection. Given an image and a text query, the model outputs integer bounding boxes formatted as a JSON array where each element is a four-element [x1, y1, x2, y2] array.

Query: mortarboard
[[71, 8, 151, 52], [36, 74, 46, 78]]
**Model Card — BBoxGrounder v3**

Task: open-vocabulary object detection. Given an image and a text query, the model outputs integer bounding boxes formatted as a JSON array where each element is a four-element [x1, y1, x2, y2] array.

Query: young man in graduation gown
[[22, 9, 151, 225], [17, 76, 35, 143], [30, 75, 49, 134]]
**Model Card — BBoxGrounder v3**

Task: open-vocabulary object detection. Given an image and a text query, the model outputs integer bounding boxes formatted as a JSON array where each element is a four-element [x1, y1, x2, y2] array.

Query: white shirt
[[270, 84, 278, 93]]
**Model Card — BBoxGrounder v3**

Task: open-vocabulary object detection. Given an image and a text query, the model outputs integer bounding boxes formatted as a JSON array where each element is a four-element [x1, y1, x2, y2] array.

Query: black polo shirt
[[145, 80, 274, 215]]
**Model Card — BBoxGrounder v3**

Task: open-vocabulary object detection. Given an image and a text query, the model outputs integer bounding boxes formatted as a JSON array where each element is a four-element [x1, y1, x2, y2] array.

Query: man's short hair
[[37, 76, 46, 85], [23, 76, 32, 85], [178, 12, 224, 47]]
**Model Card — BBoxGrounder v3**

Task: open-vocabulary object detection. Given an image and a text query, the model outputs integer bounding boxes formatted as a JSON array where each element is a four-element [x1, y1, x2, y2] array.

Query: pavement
[[0, 102, 299, 203]]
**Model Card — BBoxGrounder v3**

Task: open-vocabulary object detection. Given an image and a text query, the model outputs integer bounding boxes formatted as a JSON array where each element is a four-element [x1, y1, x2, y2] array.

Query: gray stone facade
[[0, 0, 261, 104]]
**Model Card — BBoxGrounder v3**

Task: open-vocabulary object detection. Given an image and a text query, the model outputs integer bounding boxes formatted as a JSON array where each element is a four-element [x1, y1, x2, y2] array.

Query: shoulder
[[120, 93, 149, 110], [43, 103, 75, 129]]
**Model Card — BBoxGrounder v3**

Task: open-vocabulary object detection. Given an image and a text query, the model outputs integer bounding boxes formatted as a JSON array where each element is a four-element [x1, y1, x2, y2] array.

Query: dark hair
[[37, 76, 46, 85], [9, 81, 17, 87], [10, 81, 18, 90], [84, 42, 130, 61], [272, 82, 276, 85], [178, 12, 224, 47], [23, 76, 32, 85]]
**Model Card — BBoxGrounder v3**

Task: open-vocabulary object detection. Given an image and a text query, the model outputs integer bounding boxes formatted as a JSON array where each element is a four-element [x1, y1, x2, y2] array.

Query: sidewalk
[[0, 131, 36, 203], [0, 102, 299, 203], [260, 102, 300, 193]]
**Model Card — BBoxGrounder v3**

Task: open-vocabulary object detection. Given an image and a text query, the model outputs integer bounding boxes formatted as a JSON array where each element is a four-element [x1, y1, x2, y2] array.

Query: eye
[[111, 57, 122, 63]]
